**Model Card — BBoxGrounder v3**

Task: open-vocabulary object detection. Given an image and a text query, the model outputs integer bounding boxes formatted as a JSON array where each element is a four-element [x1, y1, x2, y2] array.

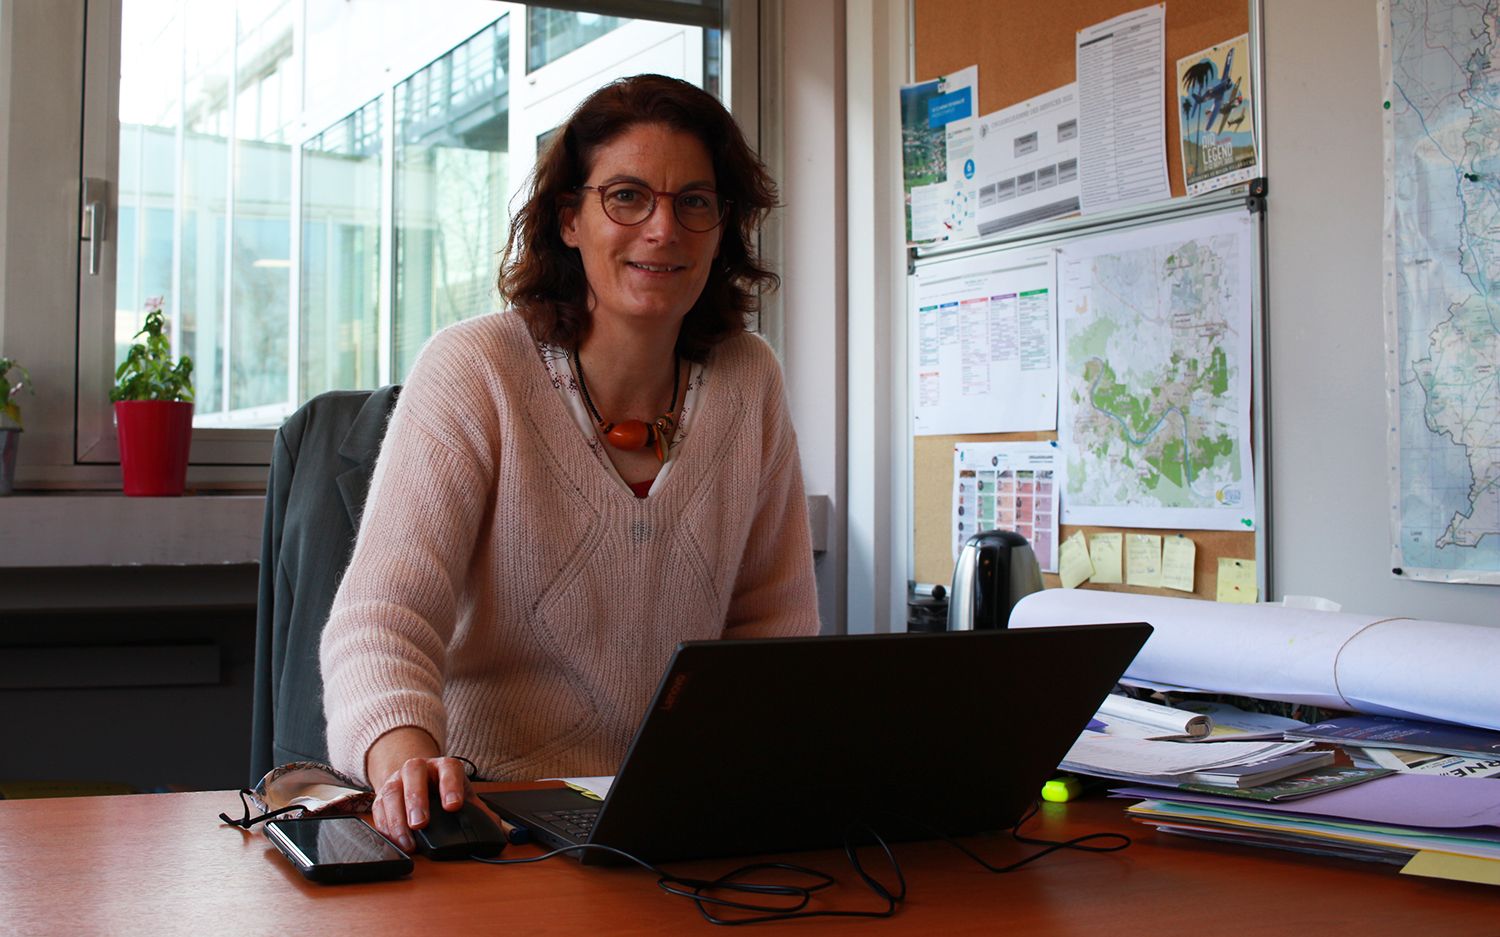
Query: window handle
[[81, 177, 108, 276]]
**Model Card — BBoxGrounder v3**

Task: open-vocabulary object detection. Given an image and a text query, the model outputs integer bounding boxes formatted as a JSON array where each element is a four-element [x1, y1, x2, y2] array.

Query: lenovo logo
[[658, 673, 690, 711]]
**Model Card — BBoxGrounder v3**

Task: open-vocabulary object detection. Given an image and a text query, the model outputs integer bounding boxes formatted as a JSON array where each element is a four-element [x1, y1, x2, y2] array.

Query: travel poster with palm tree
[[1176, 35, 1260, 197]]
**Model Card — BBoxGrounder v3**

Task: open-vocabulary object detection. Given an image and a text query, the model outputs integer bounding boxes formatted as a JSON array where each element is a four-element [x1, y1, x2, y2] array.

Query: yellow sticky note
[[1161, 536, 1196, 592], [1089, 532, 1123, 584], [1402, 850, 1500, 886], [1125, 534, 1163, 587], [1058, 531, 1095, 589], [1216, 557, 1258, 603]]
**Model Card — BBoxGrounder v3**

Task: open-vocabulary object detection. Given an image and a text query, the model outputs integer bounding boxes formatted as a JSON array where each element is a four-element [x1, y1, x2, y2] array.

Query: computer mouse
[[411, 790, 507, 861]]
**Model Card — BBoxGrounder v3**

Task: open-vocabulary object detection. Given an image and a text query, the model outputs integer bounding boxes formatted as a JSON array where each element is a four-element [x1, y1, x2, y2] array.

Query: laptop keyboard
[[533, 808, 599, 840]]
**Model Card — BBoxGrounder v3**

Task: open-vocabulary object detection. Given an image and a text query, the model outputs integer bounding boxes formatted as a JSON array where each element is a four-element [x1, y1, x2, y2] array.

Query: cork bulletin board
[[910, 0, 1259, 602], [913, 0, 1251, 203]]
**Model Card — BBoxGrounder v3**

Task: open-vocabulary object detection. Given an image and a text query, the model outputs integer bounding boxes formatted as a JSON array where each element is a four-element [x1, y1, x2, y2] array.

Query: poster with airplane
[[1176, 35, 1260, 197]]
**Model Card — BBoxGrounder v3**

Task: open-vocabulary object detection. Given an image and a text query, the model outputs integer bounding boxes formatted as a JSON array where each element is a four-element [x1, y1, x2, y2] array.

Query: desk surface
[[1, 783, 1495, 935]]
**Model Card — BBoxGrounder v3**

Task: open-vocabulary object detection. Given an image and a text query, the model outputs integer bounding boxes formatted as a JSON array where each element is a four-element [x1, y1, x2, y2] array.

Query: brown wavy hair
[[497, 74, 779, 362]]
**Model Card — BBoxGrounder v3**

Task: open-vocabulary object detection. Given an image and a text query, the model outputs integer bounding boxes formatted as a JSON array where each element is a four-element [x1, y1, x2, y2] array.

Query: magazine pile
[[1066, 702, 1500, 886]]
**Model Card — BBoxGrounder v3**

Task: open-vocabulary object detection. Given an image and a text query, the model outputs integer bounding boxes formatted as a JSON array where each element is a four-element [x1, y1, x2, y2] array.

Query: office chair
[[250, 385, 401, 785]]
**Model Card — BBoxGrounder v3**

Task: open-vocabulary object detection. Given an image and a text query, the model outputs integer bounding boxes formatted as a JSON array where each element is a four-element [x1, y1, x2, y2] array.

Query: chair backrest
[[250, 386, 400, 785]]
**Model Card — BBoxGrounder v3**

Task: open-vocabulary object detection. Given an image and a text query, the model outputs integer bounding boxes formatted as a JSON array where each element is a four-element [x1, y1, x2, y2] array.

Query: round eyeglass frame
[[576, 182, 731, 233]]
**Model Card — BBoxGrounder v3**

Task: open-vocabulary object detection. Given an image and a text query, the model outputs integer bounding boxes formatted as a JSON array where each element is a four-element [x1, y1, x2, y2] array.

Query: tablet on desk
[[482, 623, 1151, 864]]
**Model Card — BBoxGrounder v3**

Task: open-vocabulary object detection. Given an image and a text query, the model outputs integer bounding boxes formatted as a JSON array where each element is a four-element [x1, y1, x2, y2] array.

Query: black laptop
[[481, 623, 1150, 864]]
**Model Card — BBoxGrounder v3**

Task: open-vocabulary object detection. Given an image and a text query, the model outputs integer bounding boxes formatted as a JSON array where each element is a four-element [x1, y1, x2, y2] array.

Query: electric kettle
[[947, 529, 1044, 630]]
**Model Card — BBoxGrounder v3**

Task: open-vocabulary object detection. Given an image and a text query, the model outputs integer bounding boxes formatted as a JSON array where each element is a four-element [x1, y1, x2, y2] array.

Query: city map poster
[[1057, 210, 1256, 531], [1175, 34, 1260, 197], [1381, 0, 1500, 584], [901, 65, 978, 245]]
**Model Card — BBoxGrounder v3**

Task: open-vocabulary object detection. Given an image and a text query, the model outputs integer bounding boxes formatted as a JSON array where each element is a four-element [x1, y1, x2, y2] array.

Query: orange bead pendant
[[605, 419, 652, 451]]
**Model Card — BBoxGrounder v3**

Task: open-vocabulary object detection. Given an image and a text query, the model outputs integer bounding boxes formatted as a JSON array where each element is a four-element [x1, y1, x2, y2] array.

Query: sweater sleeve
[[319, 324, 500, 786], [721, 345, 822, 639]]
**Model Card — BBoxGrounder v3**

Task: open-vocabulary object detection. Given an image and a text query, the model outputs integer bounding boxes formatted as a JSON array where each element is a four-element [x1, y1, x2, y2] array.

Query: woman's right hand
[[365, 727, 473, 852]]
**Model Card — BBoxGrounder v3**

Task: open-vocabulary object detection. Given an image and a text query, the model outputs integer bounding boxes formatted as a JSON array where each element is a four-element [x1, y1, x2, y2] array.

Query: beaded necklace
[[571, 347, 679, 463]]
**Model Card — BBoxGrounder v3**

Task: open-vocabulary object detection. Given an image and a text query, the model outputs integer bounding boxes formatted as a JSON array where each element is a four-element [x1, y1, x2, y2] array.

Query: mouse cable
[[855, 802, 1132, 877], [475, 841, 896, 925], [473, 803, 1129, 925]]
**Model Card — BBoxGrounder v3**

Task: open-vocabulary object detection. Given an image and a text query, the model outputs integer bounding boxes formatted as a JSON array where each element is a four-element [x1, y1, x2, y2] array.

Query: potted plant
[[112, 296, 195, 496], [0, 356, 32, 496]]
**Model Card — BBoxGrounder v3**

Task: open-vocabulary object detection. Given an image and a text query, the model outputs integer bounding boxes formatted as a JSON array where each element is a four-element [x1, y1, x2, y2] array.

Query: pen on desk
[[497, 817, 530, 845]]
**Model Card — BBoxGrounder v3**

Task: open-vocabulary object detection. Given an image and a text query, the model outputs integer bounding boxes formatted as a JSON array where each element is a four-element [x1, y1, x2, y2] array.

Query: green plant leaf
[[111, 301, 194, 403], [0, 357, 31, 429]]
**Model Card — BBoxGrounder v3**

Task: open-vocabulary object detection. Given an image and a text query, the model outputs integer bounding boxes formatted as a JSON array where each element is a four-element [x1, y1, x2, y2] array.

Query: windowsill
[[0, 492, 266, 567]]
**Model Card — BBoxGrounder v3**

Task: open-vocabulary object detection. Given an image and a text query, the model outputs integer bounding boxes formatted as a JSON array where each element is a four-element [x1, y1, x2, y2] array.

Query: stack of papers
[[1115, 774, 1500, 885], [1070, 696, 1328, 790], [1285, 715, 1500, 779], [1350, 747, 1500, 779], [1177, 766, 1393, 802], [1060, 731, 1322, 787]]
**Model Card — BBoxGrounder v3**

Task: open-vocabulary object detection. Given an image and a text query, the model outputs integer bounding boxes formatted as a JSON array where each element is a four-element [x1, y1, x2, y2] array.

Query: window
[[66, 1, 733, 473], [393, 19, 512, 380], [528, 9, 629, 71], [300, 98, 382, 399]]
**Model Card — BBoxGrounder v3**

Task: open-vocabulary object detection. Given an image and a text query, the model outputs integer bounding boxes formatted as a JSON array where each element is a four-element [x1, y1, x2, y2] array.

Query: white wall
[[780, 0, 847, 632], [1265, 0, 1496, 625]]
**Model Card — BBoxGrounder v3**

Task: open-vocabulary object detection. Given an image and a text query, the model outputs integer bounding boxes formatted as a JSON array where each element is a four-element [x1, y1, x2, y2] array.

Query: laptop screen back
[[485, 623, 1150, 863]]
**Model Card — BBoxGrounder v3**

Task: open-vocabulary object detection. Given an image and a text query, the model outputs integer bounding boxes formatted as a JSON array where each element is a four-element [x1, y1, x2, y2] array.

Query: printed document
[[901, 66, 979, 244], [974, 84, 1081, 236], [913, 246, 1058, 434], [1076, 4, 1170, 213], [952, 441, 1060, 573]]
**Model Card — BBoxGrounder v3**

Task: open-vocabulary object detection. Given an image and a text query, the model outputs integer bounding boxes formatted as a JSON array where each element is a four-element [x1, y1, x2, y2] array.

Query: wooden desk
[[1, 784, 1494, 935]]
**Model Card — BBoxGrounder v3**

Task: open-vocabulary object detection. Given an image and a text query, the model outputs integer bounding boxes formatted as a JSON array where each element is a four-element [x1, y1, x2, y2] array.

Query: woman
[[320, 75, 820, 852]]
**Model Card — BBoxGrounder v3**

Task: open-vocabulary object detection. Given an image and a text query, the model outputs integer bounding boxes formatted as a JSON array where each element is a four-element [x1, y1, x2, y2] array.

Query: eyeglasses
[[577, 182, 730, 233]]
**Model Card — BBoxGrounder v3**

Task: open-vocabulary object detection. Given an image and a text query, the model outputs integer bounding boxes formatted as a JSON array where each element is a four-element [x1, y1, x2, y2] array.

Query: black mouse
[[411, 790, 507, 861]]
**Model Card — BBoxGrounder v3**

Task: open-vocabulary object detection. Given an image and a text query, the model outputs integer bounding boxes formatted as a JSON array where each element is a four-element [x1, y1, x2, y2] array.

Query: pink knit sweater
[[320, 312, 820, 785]]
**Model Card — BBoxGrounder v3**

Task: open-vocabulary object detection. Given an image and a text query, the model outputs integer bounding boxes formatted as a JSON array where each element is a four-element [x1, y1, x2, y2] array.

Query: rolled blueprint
[[1009, 590, 1500, 731]]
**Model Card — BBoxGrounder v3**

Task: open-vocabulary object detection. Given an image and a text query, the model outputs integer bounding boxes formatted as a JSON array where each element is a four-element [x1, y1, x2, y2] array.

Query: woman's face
[[561, 123, 724, 335]]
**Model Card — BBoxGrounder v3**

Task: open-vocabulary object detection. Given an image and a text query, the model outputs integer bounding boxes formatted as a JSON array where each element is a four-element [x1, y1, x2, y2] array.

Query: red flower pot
[[115, 400, 194, 496]]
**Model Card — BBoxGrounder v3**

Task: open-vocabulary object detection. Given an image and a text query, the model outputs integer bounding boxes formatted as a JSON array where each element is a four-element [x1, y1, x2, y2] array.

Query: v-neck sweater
[[320, 311, 820, 785]]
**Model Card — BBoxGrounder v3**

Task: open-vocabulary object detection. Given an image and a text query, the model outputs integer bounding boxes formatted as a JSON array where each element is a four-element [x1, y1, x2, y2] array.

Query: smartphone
[[264, 816, 414, 884]]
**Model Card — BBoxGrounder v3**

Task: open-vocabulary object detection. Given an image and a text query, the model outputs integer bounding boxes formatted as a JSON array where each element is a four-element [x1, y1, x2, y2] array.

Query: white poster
[[974, 84, 1081, 237], [1076, 4, 1171, 214], [953, 441, 1062, 573], [912, 247, 1058, 435], [1057, 211, 1256, 530]]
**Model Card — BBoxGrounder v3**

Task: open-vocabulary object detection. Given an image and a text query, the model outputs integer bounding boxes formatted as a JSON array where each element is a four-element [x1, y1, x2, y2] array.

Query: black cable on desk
[[474, 801, 1131, 925]]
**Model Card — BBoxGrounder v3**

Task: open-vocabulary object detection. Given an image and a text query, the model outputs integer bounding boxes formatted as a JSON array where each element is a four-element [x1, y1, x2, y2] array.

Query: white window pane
[[302, 100, 383, 397], [230, 0, 294, 414], [392, 17, 511, 380]]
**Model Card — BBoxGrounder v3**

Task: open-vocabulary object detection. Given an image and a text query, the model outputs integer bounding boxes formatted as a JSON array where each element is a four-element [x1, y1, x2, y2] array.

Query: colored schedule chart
[[913, 246, 1059, 435]]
